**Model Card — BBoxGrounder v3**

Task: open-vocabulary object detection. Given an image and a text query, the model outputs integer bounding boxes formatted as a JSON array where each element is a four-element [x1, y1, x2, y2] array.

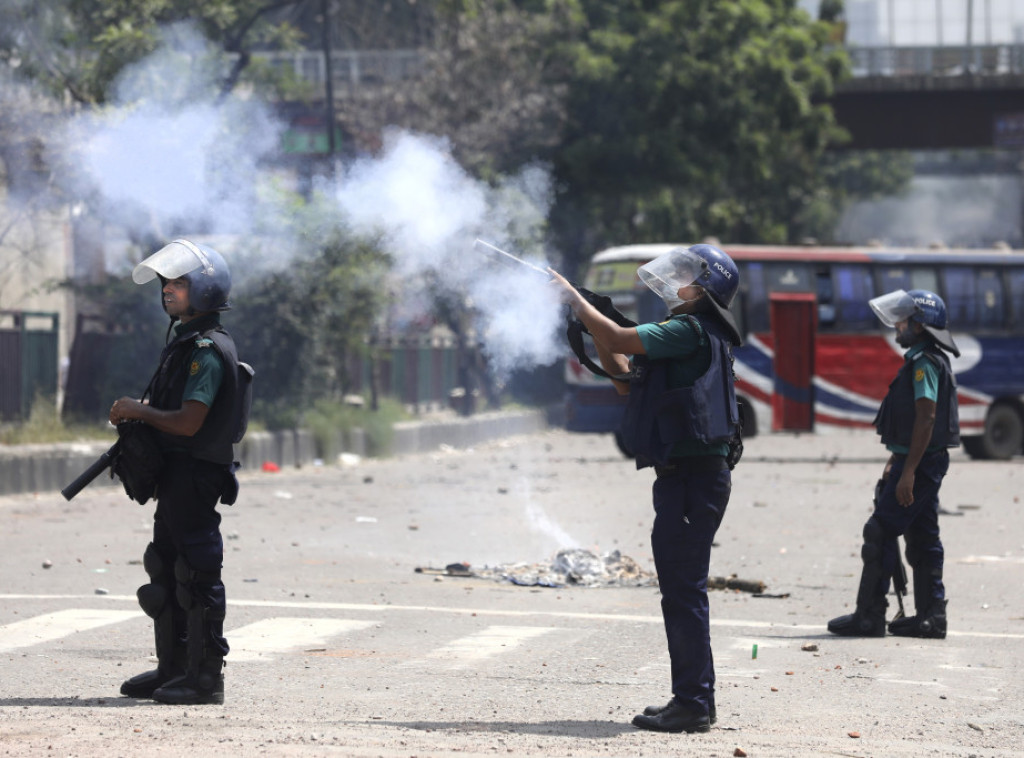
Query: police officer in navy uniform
[[828, 289, 959, 639], [109, 239, 250, 704], [550, 244, 742, 734]]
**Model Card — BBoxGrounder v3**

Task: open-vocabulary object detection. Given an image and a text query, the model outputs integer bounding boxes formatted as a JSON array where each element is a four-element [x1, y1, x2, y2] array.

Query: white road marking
[[2, 595, 1023, 640], [413, 625, 559, 669], [0, 609, 141, 653], [228, 617, 375, 661]]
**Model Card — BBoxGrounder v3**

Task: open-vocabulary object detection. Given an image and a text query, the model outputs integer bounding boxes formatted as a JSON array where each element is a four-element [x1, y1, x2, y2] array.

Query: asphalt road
[[1, 427, 1022, 757]]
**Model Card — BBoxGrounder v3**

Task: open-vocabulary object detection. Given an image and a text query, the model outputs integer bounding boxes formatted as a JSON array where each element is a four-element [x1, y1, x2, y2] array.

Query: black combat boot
[[643, 699, 717, 724], [632, 699, 711, 733], [827, 606, 887, 637], [120, 647, 185, 698], [889, 599, 947, 639], [151, 657, 225, 705]]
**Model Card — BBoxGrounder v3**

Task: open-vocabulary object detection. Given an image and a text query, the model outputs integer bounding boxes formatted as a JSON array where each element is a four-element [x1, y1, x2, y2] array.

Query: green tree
[[544, 0, 853, 260], [0, 0, 308, 105]]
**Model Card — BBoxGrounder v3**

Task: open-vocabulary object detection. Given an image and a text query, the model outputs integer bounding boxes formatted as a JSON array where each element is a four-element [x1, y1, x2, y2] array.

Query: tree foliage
[[542, 0, 853, 258], [0, 0, 308, 105]]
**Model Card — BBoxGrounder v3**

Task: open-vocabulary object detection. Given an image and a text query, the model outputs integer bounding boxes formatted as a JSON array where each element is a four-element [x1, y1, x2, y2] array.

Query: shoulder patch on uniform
[[195, 337, 214, 348], [190, 360, 200, 376], [915, 368, 925, 382]]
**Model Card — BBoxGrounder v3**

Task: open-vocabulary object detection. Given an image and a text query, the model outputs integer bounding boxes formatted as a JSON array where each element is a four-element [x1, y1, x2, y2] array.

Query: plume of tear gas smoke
[[57, 23, 284, 254], [330, 129, 567, 379], [837, 175, 1023, 248], [524, 499, 580, 550]]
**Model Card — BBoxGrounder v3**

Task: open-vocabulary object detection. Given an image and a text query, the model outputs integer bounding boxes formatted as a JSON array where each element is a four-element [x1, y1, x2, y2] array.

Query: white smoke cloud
[[330, 129, 566, 377], [49, 24, 567, 376], [61, 23, 284, 242]]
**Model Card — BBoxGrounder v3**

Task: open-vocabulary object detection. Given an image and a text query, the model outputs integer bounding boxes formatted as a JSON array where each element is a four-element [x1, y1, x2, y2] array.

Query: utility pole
[[320, 0, 337, 169]]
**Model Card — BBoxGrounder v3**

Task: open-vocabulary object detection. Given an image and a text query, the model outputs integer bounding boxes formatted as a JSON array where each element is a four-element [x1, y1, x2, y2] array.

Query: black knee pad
[[136, 583, 167, 618], [143, 542, 169, 583]]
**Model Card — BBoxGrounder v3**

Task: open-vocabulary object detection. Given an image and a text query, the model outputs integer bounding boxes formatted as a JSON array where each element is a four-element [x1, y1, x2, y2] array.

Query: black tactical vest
[[874, 344, 960, 449], [148, 317, 252, 465], [618, 314, 740, 469]]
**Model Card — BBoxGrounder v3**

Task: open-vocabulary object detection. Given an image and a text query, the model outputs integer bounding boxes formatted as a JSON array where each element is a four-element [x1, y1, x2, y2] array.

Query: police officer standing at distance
[[828, 289, 960, 639], [550, 244, 742, 734], [109, 239, 250, 705]]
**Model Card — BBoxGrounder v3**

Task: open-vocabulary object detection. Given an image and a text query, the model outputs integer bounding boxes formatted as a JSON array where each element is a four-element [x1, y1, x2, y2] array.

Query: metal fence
[[250, 49, 424, 93], [847, 44, 1024, 78], [0, 311, 59, 421]]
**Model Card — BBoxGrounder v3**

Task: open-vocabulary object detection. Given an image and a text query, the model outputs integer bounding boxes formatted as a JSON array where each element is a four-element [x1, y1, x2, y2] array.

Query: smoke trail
[[330, 128, 567, 377]]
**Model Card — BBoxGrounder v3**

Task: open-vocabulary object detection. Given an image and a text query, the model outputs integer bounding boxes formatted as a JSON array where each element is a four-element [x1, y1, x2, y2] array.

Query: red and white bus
[[564, 243, 1024, 460]]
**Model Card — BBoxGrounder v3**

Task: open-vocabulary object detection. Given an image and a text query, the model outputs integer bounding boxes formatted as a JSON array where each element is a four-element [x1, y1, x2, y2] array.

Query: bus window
[[832, 265, 875, 330], [1008, 269, 1024, 328], [742, 262, 769, 332], [942, 267, 1006, 330], [816, 270, 836, 328], [976, 269, 1005, 329], [741, 262, 811, 333], [876, 266, 938, 295]]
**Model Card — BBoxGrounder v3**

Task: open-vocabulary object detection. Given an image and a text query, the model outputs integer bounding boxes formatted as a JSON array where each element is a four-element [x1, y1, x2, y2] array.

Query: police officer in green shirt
[[109, 239, 250, 704], [829, 289, 960, 639], [551, 244, 742, 734]]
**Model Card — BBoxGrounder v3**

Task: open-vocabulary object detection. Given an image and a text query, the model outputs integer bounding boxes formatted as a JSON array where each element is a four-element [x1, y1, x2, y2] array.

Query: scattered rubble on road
[[416, 548, 767, 592]]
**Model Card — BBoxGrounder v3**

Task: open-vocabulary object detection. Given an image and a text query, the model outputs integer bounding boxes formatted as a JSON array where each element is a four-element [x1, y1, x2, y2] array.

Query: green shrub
[[301, 396, 408, 459], [0, 395, 112, 445]]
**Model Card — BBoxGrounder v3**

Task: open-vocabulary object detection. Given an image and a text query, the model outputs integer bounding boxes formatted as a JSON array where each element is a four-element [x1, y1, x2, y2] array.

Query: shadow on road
[[381, 718, 638, 738], [0, 696, 151, 708]]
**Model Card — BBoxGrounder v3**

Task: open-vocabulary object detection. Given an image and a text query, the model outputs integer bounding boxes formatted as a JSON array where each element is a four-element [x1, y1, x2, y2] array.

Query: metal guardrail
[[252, 49, 424, 88], [847, 44, 1024, 78], [250, 44, 1024, 91]]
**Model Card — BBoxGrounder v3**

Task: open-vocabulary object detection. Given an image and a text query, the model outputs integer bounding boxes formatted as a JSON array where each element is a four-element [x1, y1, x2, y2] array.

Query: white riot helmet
[[133, 239, 232, 313]]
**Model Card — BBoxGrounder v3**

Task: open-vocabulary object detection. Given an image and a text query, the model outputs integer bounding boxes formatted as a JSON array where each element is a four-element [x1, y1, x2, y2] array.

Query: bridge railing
[[848, 44, 1024, 78]]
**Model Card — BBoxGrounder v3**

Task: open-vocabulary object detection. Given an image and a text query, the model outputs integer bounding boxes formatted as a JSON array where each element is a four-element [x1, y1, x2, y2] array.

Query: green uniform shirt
[[886, 342, 941, 455], [636, 315, 730, 458], [170, 318, 225, 408]]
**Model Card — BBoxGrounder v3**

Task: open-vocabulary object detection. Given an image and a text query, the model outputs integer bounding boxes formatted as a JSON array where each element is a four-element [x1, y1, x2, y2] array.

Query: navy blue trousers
[[869, 449, 948, 610], [650, 464, 731, 715], [151, 454, 231, 657]]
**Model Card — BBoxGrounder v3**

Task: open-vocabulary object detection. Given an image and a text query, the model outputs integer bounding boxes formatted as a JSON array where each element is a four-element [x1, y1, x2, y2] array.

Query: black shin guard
[[828, 520, 889, 637], [121, 543, 185, 698], [152, 557, 225, 705]]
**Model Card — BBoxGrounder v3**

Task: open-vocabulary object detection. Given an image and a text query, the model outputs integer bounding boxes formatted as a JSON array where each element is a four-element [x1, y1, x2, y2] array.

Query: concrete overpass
[[254, 44, 1024, 153], [832, 44, 1024, 150]]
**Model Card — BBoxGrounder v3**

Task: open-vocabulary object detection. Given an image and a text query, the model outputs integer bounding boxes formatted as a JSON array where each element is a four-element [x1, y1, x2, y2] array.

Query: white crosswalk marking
[[0, 609, 142, 653], [227, 618, 376, 661], [415, 625, 559, 669]]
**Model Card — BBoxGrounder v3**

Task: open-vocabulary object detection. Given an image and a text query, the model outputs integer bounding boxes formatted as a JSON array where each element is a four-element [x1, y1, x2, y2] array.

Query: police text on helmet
[[713, 262, 732, 279]]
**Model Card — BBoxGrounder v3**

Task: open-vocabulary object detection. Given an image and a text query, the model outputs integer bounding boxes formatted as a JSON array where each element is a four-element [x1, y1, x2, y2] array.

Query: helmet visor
[[638, 247, 706, 307], [132, 239, 209, 284], [869, 289, 919, 327]]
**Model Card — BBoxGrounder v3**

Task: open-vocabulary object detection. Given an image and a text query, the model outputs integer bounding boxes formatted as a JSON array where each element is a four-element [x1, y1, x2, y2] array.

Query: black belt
[[655, 456, 728, 477]]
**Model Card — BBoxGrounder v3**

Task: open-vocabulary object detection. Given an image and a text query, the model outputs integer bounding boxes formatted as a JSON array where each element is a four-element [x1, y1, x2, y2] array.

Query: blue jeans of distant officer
[[151, 453, 231, 657], [651, 463, 731, 717], [868, 449, 949, 607]]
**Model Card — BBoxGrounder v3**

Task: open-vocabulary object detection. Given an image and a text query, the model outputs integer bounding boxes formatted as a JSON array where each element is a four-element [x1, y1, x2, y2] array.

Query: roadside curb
[[0, 409, 549, 498]]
